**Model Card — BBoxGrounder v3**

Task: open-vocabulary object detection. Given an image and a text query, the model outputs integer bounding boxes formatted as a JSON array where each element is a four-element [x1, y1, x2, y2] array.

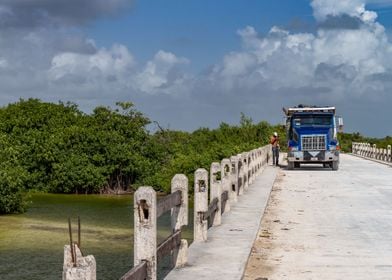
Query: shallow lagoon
[[0, 193, 192, 280]]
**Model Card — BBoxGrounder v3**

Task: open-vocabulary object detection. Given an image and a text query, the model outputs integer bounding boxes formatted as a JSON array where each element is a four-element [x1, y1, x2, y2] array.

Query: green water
[[0, 194, 193, 280]]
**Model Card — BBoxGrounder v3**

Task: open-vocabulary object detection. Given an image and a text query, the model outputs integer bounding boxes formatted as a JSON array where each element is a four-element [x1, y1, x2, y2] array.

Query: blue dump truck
[[283, 105, 344, 171]]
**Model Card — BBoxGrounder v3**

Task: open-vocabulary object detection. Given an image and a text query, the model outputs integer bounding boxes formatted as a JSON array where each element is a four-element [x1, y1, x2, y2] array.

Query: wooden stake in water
[[68, 217, 75, 266], [78, 216, 81, 250]]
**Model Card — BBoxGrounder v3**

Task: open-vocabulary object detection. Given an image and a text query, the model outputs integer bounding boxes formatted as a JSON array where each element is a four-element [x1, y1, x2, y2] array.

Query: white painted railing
[[352, 142, 392, 164]]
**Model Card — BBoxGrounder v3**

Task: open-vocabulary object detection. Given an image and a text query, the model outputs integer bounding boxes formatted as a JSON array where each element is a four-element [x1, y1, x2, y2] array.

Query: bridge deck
[[165, 166, 278, 280], [244, 154, 392, 280]]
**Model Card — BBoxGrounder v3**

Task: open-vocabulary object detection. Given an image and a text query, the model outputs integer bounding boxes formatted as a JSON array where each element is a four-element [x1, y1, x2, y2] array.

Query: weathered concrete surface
[[63, 244, 96, 280], [244, 154, 392, 280], [165, 166, 278, 280]]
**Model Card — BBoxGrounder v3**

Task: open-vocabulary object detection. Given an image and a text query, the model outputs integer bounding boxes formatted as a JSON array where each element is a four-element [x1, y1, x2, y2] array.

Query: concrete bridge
[[63, 142, 392, 280]]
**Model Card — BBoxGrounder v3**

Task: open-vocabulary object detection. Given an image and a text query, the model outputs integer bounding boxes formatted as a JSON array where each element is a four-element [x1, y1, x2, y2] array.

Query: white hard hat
[[273, 132, 278, 136]]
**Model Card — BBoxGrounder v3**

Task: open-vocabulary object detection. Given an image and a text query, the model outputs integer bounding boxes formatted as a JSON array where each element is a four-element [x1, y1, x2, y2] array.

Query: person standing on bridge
[[270, 132, 280, 166]]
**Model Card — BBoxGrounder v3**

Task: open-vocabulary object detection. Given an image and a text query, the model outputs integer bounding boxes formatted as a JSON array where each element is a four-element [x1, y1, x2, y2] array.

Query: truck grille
[[301, 135, 326, 151]]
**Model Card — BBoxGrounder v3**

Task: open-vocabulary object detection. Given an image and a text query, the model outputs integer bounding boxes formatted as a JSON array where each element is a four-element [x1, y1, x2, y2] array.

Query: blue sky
[[86, 0, 392, 71], [1, 0, 392, 136], [87, 0, 315, 71]]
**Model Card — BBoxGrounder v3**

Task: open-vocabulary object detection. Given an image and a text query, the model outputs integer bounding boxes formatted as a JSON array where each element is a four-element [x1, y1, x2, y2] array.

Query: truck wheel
[[294, 162, 300, 168], [288, 162, 294, 170], [332, 161, 339, 171]]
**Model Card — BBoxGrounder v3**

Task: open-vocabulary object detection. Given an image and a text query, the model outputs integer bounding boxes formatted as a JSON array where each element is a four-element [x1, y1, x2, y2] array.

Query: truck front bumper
[[288, 150, 339, 163]]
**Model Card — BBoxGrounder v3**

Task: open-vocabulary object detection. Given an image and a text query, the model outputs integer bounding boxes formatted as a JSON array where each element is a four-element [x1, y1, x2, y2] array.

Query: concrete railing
[[194, 145, 271, 242], [121, 175, 189, 280], [124, 144, 271, 280], [63, 144, 272, 280], [352, 142, 392, 164]]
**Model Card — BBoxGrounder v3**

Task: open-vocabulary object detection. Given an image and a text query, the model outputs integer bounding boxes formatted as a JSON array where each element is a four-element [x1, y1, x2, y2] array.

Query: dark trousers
[[272, 146, 279, 166]]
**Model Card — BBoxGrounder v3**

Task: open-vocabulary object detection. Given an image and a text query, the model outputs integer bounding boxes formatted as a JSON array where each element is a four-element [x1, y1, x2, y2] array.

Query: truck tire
[[288, 161, 294, 170], [332, 161, 339, 171], [294, 162, 300, 168]]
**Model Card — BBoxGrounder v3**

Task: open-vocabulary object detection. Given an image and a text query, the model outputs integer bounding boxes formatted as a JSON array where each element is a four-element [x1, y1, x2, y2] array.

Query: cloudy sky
[[1, 0, 392, 136]]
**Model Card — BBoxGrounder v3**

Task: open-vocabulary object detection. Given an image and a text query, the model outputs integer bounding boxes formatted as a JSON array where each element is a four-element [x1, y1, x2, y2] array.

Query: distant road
[[244, 154, 392, 280]]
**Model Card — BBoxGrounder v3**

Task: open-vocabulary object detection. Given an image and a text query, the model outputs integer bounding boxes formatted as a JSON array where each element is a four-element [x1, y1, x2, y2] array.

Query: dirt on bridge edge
[[242, 169, 285, 280]]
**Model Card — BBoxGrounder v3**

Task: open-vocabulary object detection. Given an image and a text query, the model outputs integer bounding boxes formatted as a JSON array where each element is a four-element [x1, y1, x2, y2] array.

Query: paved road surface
[[244, 154, 392, 280]]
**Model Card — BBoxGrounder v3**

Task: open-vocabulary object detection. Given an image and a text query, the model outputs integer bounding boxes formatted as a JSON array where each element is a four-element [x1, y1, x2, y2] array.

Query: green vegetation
[[0, 99, 284, 214], [338, 132, 392, 153]]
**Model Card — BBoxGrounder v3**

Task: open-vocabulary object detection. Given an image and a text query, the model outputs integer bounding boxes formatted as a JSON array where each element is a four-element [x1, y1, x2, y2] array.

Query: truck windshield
[[293, 115, 332, 126]]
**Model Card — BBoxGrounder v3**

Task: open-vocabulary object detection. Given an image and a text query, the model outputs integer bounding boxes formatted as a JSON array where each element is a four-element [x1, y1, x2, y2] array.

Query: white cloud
[[209, 2, 392, 99], [0, 0, 392, 136], [134, 50, 190, 94], [49, 44, 135, 82], [311, 0, 376, 22]]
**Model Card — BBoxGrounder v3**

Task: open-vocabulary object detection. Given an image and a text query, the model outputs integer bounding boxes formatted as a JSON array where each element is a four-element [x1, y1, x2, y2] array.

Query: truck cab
[[284, 105, 342, 170]]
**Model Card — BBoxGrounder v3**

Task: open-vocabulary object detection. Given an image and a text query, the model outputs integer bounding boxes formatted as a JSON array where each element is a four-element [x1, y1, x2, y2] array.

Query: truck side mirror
[[282, 117, 288, 129], [337, 117, 344, 132]]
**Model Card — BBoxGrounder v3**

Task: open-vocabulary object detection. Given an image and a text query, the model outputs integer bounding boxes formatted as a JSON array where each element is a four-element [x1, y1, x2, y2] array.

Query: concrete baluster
[[367, 143, 371, 157], [210, 162, 222, 226], [354, 143, 358, 155], [250, 151, 254, 183], [388, 145, 391, 162], [242, 153, 249, 191], [237, 154, 244, 196], [221, 158, 231, 213], [255, 149, 260, 175], [373, 144, 377, 159], [194, 169, 208, 242], [171, 174, 188, 268], [248, 152, 253, 185], [230, 155, 239, 203], [254, 150, 258, 173], [252, 150, 257, 180], [134, 187, 157, 280], [247, 152, 252, 185]]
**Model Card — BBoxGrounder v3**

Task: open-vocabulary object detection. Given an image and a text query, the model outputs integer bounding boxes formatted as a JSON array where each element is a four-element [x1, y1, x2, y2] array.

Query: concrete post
[[262, 146, 267, 166], [242, 153, 249, 191], [221, 158, 231, 213], [249, 151, 254, 185], [237, 154, 244, 196], [247, 153, 251, 186], [210, 162, 222, 226], [373, 144, 377, 159], [247, 152, 252, 185], [388, 145, 391, 162], [63, 244, 96, 280], [194, 168, 208, 242], [134, 187, 157, 280], [258, 148, 263, 174], [230, 155, 239, 203], [171, 174, 188, 268], [254, 150, 259, 175]]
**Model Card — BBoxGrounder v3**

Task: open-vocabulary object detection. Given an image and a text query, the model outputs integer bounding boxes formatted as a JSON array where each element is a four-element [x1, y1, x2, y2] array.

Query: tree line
[[0, 99, 284, 214], [2, 99, 389, 214]]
